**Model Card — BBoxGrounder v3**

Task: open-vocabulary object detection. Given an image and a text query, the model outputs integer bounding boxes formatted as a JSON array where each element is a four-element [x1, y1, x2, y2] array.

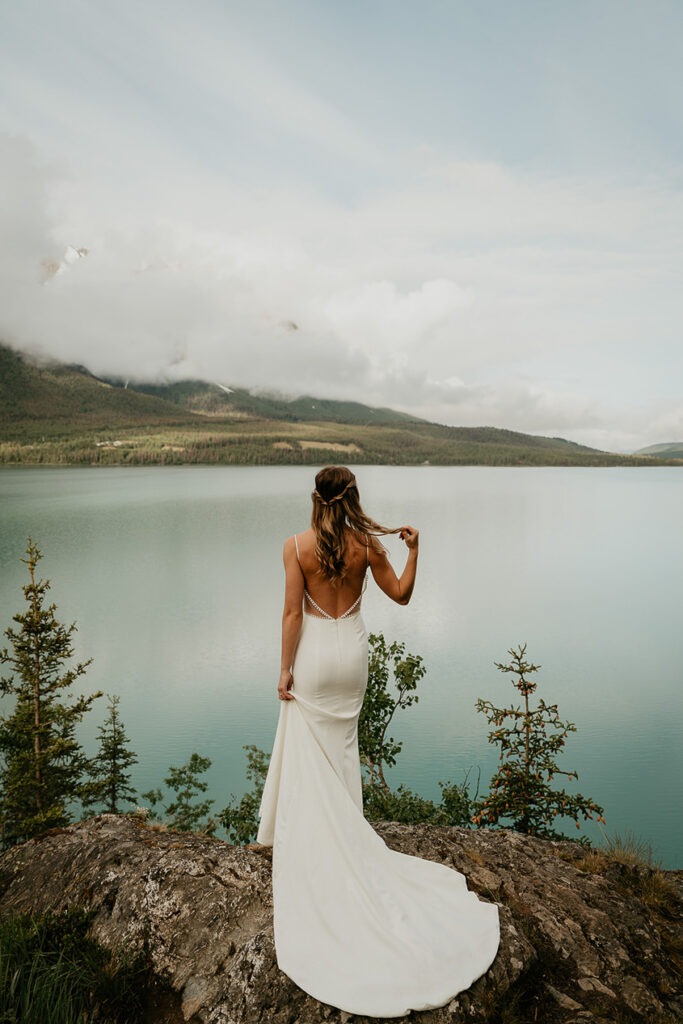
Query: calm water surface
[[0, 466, 681, 867]]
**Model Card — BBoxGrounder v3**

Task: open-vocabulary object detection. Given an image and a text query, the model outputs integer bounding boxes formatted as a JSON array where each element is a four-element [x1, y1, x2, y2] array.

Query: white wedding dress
[[256, 537, 500, 1018]]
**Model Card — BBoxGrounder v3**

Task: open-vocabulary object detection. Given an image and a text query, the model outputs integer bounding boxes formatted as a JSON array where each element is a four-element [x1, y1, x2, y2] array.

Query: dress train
[[257, 608, 500, 1018]]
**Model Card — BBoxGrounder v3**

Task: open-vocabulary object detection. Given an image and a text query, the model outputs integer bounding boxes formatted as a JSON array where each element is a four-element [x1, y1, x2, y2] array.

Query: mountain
[[103, 377, 426, 426], [0, 343, 200, 436], [633, 442, 683, 460], [2, 342, 680, 467], [0, 344, 422, 435]]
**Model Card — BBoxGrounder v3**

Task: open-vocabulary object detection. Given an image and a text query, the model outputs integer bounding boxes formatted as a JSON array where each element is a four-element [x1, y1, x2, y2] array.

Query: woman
[[256, 466, 500, 1018]]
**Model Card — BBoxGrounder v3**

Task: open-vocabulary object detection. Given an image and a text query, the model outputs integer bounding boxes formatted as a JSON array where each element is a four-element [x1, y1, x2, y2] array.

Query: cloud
[[1, 130, 682, 452]]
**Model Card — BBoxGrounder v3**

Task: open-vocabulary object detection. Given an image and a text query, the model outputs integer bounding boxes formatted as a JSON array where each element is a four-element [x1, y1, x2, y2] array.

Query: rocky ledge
[[0, 813, 680, 1024]]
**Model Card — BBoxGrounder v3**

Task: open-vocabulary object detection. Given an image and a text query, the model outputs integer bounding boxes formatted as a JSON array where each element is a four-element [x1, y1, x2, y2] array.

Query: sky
[[1, 0, 682, 452]]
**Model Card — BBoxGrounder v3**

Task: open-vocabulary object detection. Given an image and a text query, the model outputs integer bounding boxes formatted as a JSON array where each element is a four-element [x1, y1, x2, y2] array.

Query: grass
[[0, 905, 152, 1024], [597, 826, 663, 868], [559, 825, 680, 912]]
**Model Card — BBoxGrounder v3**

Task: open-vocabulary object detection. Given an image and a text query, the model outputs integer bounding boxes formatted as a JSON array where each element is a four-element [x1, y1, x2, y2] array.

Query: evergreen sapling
[[473, 643, 605, 841], [0, 538, 102, 847]]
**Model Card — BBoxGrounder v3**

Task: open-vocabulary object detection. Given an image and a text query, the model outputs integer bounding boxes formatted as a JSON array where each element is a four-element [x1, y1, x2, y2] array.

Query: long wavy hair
[[310, 466, 400, 585]]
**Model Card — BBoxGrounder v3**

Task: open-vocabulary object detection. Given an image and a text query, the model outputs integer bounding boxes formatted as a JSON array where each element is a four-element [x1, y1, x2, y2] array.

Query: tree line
[[0, 538, 605, 850]]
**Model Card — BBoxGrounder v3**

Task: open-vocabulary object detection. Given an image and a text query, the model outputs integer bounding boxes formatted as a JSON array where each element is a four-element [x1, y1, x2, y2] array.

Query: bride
[[256, 466, 500, 1017]]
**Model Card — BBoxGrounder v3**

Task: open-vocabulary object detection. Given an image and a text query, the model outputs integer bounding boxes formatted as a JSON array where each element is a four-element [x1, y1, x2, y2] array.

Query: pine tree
[[141, 752, 216, 834], [81, 694, 138, 814], [0, 538, 103, 847], [473, 643, 605, 841]]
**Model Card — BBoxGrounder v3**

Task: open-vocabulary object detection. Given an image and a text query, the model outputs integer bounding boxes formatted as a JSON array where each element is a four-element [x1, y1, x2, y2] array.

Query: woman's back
[[294, 527, 370, 620]]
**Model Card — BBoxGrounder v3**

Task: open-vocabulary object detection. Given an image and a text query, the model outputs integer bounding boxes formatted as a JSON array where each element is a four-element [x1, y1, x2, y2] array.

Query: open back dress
[[256, 533, 500, 1017]]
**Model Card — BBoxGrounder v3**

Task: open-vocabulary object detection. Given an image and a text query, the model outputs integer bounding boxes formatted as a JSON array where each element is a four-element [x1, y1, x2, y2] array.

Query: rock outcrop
[[0, 813, 680, 1023]]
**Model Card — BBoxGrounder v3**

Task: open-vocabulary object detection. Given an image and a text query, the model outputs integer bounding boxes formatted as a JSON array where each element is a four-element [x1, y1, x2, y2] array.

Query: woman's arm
[[278, 536, 304, 700], [368, 526, 419, 605]]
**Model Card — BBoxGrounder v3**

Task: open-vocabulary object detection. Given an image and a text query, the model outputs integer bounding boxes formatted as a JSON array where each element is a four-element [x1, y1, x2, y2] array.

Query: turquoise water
[[0, 465, 681, 867]]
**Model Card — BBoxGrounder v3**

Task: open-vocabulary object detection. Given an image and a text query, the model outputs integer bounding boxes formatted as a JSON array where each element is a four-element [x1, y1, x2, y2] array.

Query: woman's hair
[[310, 466, 400, 584]]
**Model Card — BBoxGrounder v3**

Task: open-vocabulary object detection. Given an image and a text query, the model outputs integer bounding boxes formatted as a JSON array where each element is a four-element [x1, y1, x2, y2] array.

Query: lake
[[0, 465, 681, 868]]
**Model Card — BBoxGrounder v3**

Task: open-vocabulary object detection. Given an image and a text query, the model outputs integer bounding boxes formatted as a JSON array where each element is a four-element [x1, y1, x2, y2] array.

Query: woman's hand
[[278, 669, 295, 701], [398, 526, 419, 550]]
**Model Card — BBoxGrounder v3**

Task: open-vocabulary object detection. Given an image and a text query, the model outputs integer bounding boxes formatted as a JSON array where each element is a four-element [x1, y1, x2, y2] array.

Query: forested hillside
[[1, 343, 680, 467]]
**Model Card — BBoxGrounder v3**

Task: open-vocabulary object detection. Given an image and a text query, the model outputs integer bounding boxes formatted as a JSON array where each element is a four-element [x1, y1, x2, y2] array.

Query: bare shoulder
[[367, 534, 389, 560], [283, 533, 301, 560], [284, 528, 313, 559]]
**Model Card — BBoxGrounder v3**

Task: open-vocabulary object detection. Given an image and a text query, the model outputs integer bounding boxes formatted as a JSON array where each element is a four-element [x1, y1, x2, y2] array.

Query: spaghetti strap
[[294, 533, 300, 564]]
